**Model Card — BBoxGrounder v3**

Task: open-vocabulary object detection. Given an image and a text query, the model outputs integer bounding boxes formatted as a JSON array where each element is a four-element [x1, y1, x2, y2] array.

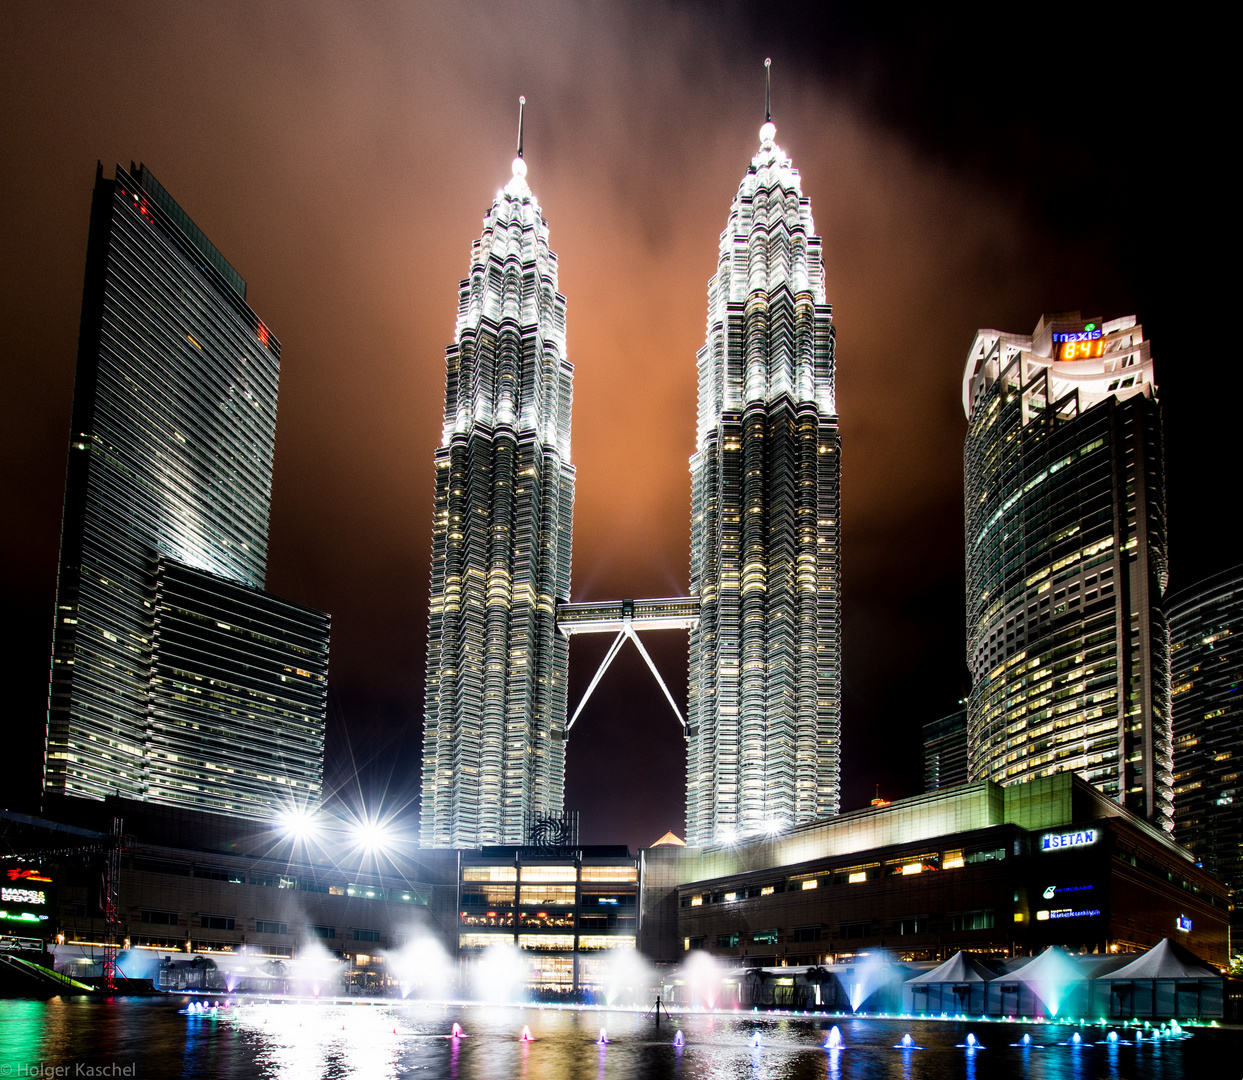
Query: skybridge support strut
[[558, 598, 697, 735]]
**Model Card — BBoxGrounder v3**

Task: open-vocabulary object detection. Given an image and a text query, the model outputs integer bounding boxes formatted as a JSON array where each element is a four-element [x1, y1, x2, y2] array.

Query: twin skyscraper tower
[[419, 82, 842, 848]]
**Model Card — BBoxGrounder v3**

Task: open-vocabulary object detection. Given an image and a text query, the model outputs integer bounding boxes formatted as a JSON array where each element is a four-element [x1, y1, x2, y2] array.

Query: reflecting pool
[[0, 997, 1236, 1079]]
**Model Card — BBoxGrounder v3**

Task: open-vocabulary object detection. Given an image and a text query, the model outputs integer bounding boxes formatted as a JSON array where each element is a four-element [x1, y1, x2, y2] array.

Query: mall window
[[519, 866, 577, 883], [250, 871, 298, 889], [966, 847, 1006, 864], [950, 910, 995, 931], [255, 920, 287, 935], [579, 935, 635, 951], [751, 929, 779, 945], [199, 914, 235, 931], [518, 934, 574, 951], [462, 883, 516, 907], [462, 866, 517, 882], [717, 932, 740, 948], [460, 933, 509, 950], [580, 866, 637, 883], [519, 884, 576, 906], [195, 865, 245, 884]]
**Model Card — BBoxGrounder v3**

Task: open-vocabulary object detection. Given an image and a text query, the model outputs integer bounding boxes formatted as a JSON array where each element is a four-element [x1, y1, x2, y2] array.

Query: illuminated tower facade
[[420, 144, 575, 848], [1168, 567, 1243, 893], [963, 314, 1172, 830], [45, 163, 329, 818], [686, 114, 842, 845]]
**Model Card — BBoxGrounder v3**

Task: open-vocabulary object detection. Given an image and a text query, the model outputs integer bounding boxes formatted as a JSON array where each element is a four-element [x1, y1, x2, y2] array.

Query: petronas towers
[[419, 145, 574, 848], [421, 86, 841, 847], [686, 118, 841, 844]]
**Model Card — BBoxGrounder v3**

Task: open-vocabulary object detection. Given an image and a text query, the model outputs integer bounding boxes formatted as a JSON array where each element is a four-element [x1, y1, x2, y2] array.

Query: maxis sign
[[1040, 828, 1097, 851]]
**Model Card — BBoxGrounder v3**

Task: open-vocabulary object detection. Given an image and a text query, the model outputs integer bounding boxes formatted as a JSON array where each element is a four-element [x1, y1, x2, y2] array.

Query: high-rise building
[[1168, 566, 1243, 892], [923, 709, 968, 792], [963, 313, 1172, 830], [45, 162, 329, 818], [686, 108, 841, 845], [420, 142, 575, 848]]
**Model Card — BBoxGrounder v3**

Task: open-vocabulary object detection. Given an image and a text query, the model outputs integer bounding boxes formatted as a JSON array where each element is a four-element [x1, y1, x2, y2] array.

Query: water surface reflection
[[0, 998, 1233, 1079]]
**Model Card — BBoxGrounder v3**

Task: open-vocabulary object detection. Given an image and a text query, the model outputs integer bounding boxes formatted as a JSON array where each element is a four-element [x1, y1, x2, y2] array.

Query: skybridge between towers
[[555, 597, 699, 735]]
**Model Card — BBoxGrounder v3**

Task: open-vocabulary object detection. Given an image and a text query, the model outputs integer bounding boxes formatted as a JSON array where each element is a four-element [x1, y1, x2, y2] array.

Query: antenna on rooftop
[[517, 95, 526, 159], [764, 58, 772, 122]]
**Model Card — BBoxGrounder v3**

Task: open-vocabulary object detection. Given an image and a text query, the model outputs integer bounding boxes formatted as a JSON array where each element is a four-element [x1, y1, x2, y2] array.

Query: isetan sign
[[1040, 828, 1097, 851]]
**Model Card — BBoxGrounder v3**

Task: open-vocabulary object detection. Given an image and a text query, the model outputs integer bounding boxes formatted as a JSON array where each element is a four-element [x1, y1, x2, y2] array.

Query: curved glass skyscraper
[[420, 150, 575, 848], [686, 116, 842, 845], [1168, 567, 1243, 890], [46, 163, 330, 819], [963, 314, 1172, 830]]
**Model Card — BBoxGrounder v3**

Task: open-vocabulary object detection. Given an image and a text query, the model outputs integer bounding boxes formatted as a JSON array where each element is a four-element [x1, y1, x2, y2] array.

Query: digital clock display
[[1052, 326, 1105, 361]]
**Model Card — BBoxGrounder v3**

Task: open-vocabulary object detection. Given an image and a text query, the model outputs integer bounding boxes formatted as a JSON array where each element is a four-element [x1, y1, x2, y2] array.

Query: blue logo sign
[[1051, 907, 1101, 920], [1043, 884, 1092, 899], [1052, 329, 1103, 343], [1041, 829, 1097, 851], [1176, 914, 1192, 932]]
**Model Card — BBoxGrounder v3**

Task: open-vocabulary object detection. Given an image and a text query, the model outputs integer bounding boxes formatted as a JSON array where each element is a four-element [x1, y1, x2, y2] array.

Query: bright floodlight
[[278, 807, 320, 842], [352, 816, 394, 855]]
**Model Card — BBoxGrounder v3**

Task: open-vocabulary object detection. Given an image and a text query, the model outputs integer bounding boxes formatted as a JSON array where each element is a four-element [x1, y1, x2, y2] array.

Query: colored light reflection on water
[[0, 999, 1235, 1079]]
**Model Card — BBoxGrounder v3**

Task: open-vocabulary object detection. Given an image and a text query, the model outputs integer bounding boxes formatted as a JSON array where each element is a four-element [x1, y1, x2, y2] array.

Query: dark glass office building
[[923, 709, 968, 792], [1169, 566, 1243, 896], [963, 314, 1172, 830], [45, 163, 328, 817]]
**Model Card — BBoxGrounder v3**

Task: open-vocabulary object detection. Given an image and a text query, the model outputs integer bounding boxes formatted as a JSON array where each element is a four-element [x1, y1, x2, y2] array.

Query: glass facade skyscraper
[[1168, 567, 1243, 891], [963, 313, 1172, 830], [420, 153, 575, 848], [45, 163, 329, 817], [923, 709, 969, 792], [686, 118, 842, 844]]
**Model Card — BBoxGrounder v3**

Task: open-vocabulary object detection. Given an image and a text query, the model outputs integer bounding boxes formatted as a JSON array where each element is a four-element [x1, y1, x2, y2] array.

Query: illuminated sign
[[6, 869, 52, 884], [0, 867, 53, 926], [1052, 326, 1105, 361], [1037, 906, 1101, 920], [1042, 884, 1093, 899], [1041, 829, 1096, 851], [0, 888, 46, 905], [1177, 914, 1192, 932]]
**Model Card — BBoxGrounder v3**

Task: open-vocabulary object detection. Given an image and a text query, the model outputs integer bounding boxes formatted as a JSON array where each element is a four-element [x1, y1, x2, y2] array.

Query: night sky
[[1, 3, 1233, 852]]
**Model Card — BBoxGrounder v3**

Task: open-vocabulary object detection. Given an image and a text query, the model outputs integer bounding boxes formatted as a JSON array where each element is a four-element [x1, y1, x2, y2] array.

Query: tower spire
[[517, 95, 525, 159], [764, 58, 771, 123]]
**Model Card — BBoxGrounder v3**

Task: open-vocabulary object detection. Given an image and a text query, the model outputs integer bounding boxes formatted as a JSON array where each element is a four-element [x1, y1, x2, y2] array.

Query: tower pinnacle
[[513, 96, 527, 180], [760, 59, 776, 148]]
